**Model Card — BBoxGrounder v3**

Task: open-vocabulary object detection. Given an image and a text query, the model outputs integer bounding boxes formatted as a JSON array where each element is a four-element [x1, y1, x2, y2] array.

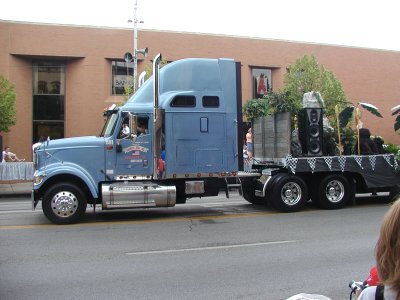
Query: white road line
[[202, 204, 248, 207], [184, 202, 248, 207], [126, 240, 296, 256]]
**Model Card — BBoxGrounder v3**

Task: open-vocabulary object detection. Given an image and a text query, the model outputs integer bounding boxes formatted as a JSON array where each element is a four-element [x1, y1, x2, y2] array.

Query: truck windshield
[[100, 112, 118, 137]]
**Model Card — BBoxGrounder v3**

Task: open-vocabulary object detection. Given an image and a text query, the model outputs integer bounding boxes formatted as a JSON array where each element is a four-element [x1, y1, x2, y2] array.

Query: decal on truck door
[[122, 145, 150, 165]]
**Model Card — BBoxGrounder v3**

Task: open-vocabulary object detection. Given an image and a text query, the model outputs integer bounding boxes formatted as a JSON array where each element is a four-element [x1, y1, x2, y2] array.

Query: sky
[[1, 0, 400, 51]]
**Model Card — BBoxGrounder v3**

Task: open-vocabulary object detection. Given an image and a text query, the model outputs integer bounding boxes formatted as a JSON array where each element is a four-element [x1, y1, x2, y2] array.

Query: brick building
[[0, 20, 399, 160]]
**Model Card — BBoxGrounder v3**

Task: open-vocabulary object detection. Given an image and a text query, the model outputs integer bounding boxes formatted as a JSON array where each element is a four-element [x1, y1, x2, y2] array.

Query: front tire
[[315, 174, 350, 209], [270, 174, 308, 212], [42, 182, 87, 224]]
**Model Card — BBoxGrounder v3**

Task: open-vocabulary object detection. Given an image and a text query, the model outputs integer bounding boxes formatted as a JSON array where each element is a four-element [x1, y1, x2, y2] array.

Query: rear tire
[[242, 178, 265, 205], [389, 185, 400, 202], [315, 174, 350, 209], [42, 182, 87, 224], [270, 174, 308, 212]]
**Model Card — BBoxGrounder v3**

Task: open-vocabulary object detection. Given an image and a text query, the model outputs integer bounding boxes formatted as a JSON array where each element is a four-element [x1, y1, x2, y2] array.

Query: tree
[[121, 58, 169, 104], [284, 54, 347, 119], [123, 82, 134, 102], [243, 55, 348, 122], [143, 57, 169, 80], [0, 75, 16, 132]]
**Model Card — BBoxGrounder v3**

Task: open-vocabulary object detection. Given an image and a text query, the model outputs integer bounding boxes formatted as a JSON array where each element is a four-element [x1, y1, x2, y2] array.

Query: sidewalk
[[0, 181, 32, 196]]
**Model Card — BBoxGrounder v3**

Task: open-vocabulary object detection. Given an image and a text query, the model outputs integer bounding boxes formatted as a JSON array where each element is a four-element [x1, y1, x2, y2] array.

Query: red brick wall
[[0, 21, 399, 160]]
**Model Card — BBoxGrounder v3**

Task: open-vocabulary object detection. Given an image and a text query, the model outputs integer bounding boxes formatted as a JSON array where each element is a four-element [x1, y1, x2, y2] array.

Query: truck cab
[[32, 54, 244, 224]]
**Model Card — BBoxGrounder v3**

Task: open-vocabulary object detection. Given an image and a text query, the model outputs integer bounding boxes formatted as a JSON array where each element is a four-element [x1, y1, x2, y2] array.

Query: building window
[[252, 68, 272, 98], [112, 61, 134, 95], [33, 62, 65, 143]]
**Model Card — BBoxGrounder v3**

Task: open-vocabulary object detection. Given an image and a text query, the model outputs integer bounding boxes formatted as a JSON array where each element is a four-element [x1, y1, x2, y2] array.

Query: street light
[[133, 0, 147, 93], [136, 47, 148, 57], [124, 47, 148, 93]]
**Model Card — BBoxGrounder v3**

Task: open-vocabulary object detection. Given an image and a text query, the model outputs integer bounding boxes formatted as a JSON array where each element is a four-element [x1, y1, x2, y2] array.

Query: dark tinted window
[[170, 96, 196, 107], [33, 95, 64, 120], [202, 96, 219, 107], [33, 62, 65, 142]]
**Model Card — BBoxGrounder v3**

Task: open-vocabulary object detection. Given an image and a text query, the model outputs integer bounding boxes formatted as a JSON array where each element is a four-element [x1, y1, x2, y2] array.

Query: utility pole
[[126, 0, 147, 94], [133, 0, 139, 93]]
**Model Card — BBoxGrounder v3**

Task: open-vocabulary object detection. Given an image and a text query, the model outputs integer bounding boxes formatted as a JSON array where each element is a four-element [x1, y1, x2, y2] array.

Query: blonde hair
[[375, 197, 400, 299]]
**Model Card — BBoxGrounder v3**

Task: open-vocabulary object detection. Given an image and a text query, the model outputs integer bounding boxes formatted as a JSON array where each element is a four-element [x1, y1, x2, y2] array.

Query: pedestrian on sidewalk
[[2, 146, 25, 162]]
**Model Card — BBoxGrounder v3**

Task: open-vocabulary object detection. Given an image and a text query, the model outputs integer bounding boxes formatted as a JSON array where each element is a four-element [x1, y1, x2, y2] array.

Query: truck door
[[113, 115, 153, 179]]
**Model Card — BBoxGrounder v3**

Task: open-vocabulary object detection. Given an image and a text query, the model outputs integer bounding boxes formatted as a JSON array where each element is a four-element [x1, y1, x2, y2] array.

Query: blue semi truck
[[32, 54, 399, 224]]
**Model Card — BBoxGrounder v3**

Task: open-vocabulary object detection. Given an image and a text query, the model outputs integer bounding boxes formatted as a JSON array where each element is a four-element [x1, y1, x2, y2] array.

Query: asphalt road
[[0, 193, 392, 300]]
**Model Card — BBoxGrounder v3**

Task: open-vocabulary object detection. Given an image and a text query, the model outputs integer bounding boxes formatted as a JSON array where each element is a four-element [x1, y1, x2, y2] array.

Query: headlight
[[33, 173, 44, 185]]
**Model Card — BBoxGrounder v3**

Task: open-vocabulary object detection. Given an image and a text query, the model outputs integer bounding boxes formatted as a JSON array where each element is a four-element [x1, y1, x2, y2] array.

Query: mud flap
[[31, 190, 39, 210]]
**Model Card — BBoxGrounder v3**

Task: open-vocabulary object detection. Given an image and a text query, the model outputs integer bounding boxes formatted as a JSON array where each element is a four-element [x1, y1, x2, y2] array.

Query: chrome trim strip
[[114, 175, 152, 181], [164, 172, 244, 179]]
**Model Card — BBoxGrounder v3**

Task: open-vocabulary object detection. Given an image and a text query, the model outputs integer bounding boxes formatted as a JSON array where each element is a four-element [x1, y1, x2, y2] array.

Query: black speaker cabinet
[[298, 108, 323, 156]]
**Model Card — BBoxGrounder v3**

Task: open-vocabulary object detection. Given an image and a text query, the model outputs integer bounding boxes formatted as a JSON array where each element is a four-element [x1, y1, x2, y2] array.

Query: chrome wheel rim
[[281, 182, 302, 206], [325, 180, 345, 203], [51, 191, 78, 218]]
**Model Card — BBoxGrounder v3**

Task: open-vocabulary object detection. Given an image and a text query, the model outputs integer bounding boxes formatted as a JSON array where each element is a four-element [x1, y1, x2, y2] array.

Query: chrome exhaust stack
[[152, 53, 163, 179]]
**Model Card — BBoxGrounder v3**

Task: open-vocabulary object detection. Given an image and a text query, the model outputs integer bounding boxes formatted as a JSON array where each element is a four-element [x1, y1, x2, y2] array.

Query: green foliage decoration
[[339, 106, 354, 128], [242, 98, 269, 121], [385, 143, 400, 161], [391, 104, 400, 132], [339, 126, 357, 155], [284, 54, 347, 119], [0, 75, 16, 132], [359, 102, 383, 118], [242, 90, 296, 121]]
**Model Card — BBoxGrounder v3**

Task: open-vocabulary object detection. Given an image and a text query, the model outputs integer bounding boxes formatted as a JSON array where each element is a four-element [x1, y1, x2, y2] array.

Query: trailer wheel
[[316, 174, 350, 209], [389, 185, 400, 201], [271, 174, 308, 212], [42, 182, 87, 224]]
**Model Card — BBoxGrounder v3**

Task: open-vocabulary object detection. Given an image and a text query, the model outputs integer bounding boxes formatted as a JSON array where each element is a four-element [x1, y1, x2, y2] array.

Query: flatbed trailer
[[237, 106, 400, 212]]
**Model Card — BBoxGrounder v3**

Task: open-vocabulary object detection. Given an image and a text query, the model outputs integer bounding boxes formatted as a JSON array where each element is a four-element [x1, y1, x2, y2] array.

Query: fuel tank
[[102, 182, 176, 209]]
